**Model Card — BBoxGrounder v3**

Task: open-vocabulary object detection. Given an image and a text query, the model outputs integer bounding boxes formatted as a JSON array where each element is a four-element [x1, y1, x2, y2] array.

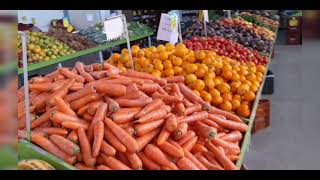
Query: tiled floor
[[244, 39, 320, 169]]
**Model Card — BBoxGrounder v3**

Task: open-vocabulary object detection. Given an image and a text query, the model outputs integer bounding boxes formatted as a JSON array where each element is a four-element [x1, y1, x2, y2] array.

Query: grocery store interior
[[11, 10, 320, 170]]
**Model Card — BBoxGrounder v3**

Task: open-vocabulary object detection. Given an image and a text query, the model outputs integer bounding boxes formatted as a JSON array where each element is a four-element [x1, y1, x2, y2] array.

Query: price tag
[[203, 10, 209, 22], [156, 13, 178, 44], [63, 17, 69, 27], [103, 16, 124, 41]]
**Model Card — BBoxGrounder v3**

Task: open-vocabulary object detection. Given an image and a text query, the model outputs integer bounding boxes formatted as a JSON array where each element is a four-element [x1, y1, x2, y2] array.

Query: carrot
[[75, 163, 95, 170], [61, 120, 90, 130], [164, 76, 185, 83], [144, 144, 175, 169], [110, 75, 145, 85], [54, 96, 77, 117], [138, 83, 159, 94], [173, 122, 188, 140], [116, 97, 153, 108], [86, 102, 108, 142], [58, 67, 85, 83], [124, 126, 136, 137], [136, 128, 161, 152], [53, 74, 66, 81], [104, 128, 126, 153], [206, 142, 238, 170], [89, 70, 107, 80], [29, 83, 52, 92], [18, 113, 38, 130], [110, 107, 141, 124], [51, 111, 80, 124], [100, 140, 116, 156], [183, 97, 194, 107], [209, 107, 243, 123], [217, 132, 227, 138], [134, 119, 165, 137], [178, 83, 205, 104], [70, 82, 85, 91], [152, 91, 183, 103], [33, 127, 68, 136], [220, 131, 243, 142], [185, 104, 202, 116], [211, 137, 240, 155], [31, 92, 49, 110], [156, 127, 171, 145], [116, 152, 131, 167], [125, 153, 143, 170], [77, 104, 89, 116], [118, 83, 144, 100], [191, 143, 208, 154], [75, 62, 95, 83], [31, 76, 53, 84], [104, 96, 120, 113], [92, 63, 102, 71], [31, 110, 53, 129], [135, 105, 170, 124], [177, 157, 199, 170], [203, 151, 221, 166], [158, 141, 184, 159], [117, 122, 131, 129], [49, 134, 80, 156], [137, 152, 161, 170], [201, 119, 221, 130], [64, 84, 96, 102], [181, 136, 198, 152], [48, 79, 75, 106], [195, 121, 217, 140], [49, 79, 70, 92], [96, 165, 111, 170], [120, 69, 158, 82], [70, 93, 102, 110], [183, 150, 208, 170], [104, 156, 132, 170], [84, 64, 93, 72], [134, 99, 164, 119], [180, 111, 208, 124], [18, 130, 47, 139], [195, 154, 224, 170], [31, 134, 76, 165], [67, 130, 78, 144], [38, 120, 52, 128], [95, 83, 126, 97], [165, 114, 178, 133], [174, 102, 185, 116], [227, 155, 239, 162], [103, 118, 138, 153], [77, 128, 96, 167], [91, 121, 104, 157], [208, 114, 248, 132], [83, 112, 94, 121]]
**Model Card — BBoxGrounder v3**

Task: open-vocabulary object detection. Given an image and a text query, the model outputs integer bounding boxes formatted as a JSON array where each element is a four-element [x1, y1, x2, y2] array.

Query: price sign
[[156, 13, 179, 44], [63, 17, 69, 27], [103, 16, 124, 41], [203, 10, 209, 22]]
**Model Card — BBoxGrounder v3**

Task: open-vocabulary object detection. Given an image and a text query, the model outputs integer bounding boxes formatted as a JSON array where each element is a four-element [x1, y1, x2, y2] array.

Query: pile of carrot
[[17, 61, 249, 170]]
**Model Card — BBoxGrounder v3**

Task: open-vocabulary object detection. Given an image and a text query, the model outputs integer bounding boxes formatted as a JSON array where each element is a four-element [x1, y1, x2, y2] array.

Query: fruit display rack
[[17, 26, 154, 75]]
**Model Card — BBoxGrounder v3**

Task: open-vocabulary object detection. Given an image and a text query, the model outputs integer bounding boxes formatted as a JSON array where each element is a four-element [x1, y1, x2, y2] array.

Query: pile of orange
[[108, 43, 266, 118]]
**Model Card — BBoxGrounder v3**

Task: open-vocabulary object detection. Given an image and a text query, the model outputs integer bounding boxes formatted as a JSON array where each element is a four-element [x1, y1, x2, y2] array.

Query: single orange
[[211, 95, 223, 105], [159, 51, 168, 60], [173, 66, 183, 75], [246, 74, 257, 82], [257, 65, 266, 73], [222, 92, 233, 102], [220, 101, 233, 112], [192, 79, 205, 91], [237, 84, 250, 95], [185, 74, 197, 84], [230, 81, 242, 93], [213, 78, 222, 86], [195, 50, 206, 60], [195, 68, 206, 78], [157, 44, 166, 52], [216, 83, 230, 94], [193, 90, 201, 97], [164, 68, 175, 77], [172, 57, 182, 66], [204, 79, 215, 90], [201, 91, 212, 102], [231, 99, 241, 110], [243, 91, 256, 102], [111, 53, 121, 61], [209, 88, 221, 97]]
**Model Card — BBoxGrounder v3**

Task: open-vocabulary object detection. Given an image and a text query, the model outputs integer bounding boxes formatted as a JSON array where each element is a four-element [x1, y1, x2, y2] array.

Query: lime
[[51, 55, 56, 59]]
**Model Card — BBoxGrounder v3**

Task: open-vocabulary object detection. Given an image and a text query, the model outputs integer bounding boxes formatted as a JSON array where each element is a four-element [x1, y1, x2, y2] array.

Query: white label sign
[[103, 16, 124, 41], [156, 13, 179, 44], [203, 10, 209, 22]]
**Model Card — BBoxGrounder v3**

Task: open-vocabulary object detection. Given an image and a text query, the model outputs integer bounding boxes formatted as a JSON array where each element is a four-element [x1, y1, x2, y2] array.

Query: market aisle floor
[[245, 40, 320, 170]]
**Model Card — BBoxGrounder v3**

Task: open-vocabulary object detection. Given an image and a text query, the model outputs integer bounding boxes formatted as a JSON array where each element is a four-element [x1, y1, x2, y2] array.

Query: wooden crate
[[253, 99, 270, 133]]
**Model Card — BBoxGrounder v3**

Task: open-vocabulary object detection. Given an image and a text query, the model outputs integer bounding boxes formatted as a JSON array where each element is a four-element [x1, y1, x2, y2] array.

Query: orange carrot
[[220, 131, 243, 142], [95, 83, 126, 97], [49, 79, 70, 93], [104, 128, 126, 153], [209, 107, 243, 123], [33, 127, 68, 136], [91, 121, 104, 157], [103, 118, 138, 153], [86, 101, 102, 115], [156, 127, 171, 145], [227, 155, 239, 162], [181, 136, 198, 152], [18, 130, 47, 139], [208, 114, 248, 132], [61, 120, 90, 130], [70, 93, 102, 110], [184, 150, 208, 170], [180, 111, 208, 124], [77, 128, 96, 167], [100, 140, 116, 156], [164, 76, 185, 83], [118, 83, 145, 100], [92, 63, 102, 71], [67, 130, 78, 144], [135, 105, 170, 124], [54, 96, 77, 117], [185, 104, 202, 116], [111, 75, 145, 85], [138, 83, 159, 94], [38, 119, 52, 128], [31, 76, 53, 84], [124, 126, 136, 137], [76, 104, 89, 116], [116, 96, 153, 108], [83, 112, 94, 121], [75, 62, 95, 83], [137, 152, 161, 170], [125, 152, 143, 170], [29, 83, 52, 92], [58, 67, 85, 83], [31, 134, 76, 165], [217, 132, 227, 138], [89, 70, 108, 80], [173, 122, 188, 140], [51, 111, 81, 124], [158, 141, 184, 159], [64, 84, 96, 102], [134, 99, 164, 119], [117, 122, 131, 129], [18, 113, 38, 130], [120, 69, 158, 82], [116, 152, 131, 167], [203, 151, 221, 166], [164, 114, 178, 133], [87, 102, 108, 142], [75, 163, 95, 170], [176, 130, 196, 146], [104, 156, 132, 170], [49, 134, 80, 156], [152, 91, 183, 103], [136, 128, 161, 152], [134, 119, 165, 137], [69, 84, 84, 91], [206, 142, 238, 170], [195, 121, 217, 140], [211, 137, 240, 155], [174, 102, 185, 116], [48, 79, 75, 106], [178, 83, 205, 104], [195, 154, 224, 170], [191, 143, 208, 154], [84, 64, 93, 72], [182, 98, 194, 107], [96, 165, 111, 170], [201, 119, 221, 130], [110, 107, 141, 124], [31, 92, 49, 110], [177, 157, 199, 170], [104, 96, 120, 113], [144, 144, 175, 169], [31, 110, 53, 129]]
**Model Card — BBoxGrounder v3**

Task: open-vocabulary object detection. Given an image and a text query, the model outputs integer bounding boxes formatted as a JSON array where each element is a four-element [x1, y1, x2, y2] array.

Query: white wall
[[18, 10, 65, 32]]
